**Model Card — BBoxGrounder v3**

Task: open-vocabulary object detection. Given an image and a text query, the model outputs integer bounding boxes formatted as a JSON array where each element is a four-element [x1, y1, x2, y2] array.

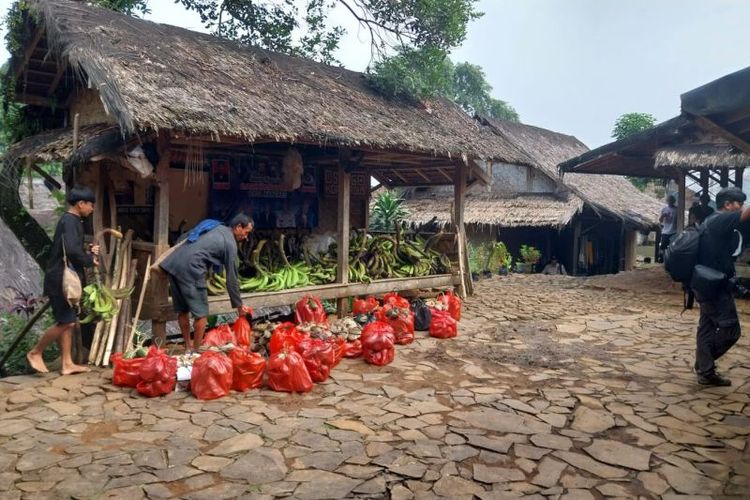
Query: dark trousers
[[695, 290, 741, 376]]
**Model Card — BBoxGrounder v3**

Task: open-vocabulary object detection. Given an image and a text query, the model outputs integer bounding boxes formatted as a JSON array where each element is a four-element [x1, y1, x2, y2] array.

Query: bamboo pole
[[127, 255, 151, 352], [101, 231, 133, 366]]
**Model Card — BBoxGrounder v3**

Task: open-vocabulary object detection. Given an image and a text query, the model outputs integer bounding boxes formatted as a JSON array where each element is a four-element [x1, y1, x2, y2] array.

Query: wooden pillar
[[335, 149, 351, 315], [735, 168, 744, 189], [720, 168, 729, 188], [700, 170, 709, 198], [151, 132, 172, 345], [572, 220, 581, 275], [454, 163, 471, 297], [676, 172, 686, 233], [26, 157, 34, 209], [623, 230, 637, 271]]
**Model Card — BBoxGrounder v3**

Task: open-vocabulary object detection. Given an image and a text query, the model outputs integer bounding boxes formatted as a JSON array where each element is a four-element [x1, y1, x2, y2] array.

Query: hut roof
[[655, 143, 750, 170], [16, 0, 530, 171], [402, 192, 583, 229], [2, 125, 123, 166], [479, 117, 662, 229]]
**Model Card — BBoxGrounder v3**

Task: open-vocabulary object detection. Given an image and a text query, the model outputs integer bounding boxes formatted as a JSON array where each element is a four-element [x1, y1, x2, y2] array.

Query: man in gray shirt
[[658, 194, 678, 262], [160, 214, 253, 349]]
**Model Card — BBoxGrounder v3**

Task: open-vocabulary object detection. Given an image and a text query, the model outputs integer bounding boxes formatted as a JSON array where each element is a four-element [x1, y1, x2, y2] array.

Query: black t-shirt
[[43, 212, 94, 297], [698, 211, 742, 277]]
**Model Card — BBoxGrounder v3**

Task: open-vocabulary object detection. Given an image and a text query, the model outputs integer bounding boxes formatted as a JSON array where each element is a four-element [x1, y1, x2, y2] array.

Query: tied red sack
[[228, 347, 266, 392], [429, 309, 458, 339], [203, 324, 236, 347], [296, 338, 335, 382], [136, 347, 177, 397], [295, 294, 328, 325], [383, 292, 409, 309], [191, 351, 233, 400], [375, 304, 415, 345], [344, 339, 362, 358], [232, 315, 252, 347], [269, 322, 308, 355], [360, 321, 396, 366], [438, 289, 462, 321], [353, 296, 379, 315], [111, 353, 146, 387], [267, 350, 313, 393], [328, 336, 346, 366]]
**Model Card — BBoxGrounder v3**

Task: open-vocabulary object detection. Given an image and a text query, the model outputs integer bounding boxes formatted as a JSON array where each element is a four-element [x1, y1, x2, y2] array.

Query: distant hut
[[403, 117, 663, 275]]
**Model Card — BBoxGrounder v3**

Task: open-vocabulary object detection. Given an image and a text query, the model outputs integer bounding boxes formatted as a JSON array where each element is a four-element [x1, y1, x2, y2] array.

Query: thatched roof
[[655, 143, 750, 170], [403, 192, 583, 229], [480, 117, 662, 229], [2, 124, 124, 166], [16, 0, 530, 169]]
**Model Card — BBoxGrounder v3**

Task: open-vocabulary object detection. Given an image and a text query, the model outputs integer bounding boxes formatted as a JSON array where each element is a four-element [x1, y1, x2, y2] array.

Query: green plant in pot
[[519, 244, 542, 273], [488, 242, 512, 276]]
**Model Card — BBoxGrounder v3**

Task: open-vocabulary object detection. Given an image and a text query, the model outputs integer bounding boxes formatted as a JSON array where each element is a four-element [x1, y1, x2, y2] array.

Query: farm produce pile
[[110, 290, 462, 399], [207, 230, 453, 296]]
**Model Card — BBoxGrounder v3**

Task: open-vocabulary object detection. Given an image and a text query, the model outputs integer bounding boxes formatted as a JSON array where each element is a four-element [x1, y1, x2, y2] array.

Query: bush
[[0, 311, 58, 376], [519, 245, 541, 265]]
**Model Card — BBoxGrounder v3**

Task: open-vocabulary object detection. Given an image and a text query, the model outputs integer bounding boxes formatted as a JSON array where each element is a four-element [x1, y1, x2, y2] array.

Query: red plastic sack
[[191, 351, 233, 400], [296, 338, 336, 383], [228, 347, 266, 392], [111, 353, 146, 387], [438, 289, 462, 321], [295, 295, 328, 325], [269, 322, 308, 355], [136, 347, 177, 397], [232, 315, 252, 347], [383, 292, 409, 309], [375, 305, 415, 345], [203, 324, 236, 347], [329, 336, 346, 366], [267, 351, 314, 393], [344, 340, 362, 358], [353, 296, 379, 315], [361, 321, 396, 366], [429, 309, 458, 339]]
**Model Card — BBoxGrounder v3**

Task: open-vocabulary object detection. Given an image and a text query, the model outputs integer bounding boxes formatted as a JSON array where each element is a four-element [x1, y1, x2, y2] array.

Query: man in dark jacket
[[27, 186, 100, 375], [694, 187, 750, 386], [160, 214, 253, 349]]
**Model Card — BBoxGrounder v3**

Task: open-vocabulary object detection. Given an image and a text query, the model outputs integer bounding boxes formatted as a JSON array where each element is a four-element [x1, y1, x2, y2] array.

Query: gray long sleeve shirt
[[160, 225, 242, 308]]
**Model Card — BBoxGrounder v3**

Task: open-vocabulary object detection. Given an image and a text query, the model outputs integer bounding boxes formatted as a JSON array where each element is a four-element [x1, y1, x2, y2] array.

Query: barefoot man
[[27, 186, 100, 375]]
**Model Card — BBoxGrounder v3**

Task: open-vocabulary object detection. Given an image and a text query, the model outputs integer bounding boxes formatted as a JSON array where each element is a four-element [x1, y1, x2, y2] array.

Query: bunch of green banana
[[80, 283, 133, 323]]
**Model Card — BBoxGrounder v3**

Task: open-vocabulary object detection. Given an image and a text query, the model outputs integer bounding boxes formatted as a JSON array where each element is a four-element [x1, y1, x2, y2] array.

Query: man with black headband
[[27, 186, 100, 375]]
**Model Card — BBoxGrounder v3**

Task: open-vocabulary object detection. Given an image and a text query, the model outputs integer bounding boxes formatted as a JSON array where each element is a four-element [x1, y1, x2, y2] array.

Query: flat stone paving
[[1, 268, 748, 499]]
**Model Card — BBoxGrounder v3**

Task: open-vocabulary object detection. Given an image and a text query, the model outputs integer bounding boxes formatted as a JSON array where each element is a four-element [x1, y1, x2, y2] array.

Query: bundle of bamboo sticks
[[88, 229, 139, 367]]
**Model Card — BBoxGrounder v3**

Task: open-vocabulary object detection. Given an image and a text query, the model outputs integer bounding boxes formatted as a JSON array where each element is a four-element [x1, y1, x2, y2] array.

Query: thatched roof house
[[403, 118, 662, 231], [9, 0, 530, 187]]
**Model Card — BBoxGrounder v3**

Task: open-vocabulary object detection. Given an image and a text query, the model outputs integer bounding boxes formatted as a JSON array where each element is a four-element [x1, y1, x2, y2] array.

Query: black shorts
[[48, 293, 78, 325], [168, 275, 209, 318]]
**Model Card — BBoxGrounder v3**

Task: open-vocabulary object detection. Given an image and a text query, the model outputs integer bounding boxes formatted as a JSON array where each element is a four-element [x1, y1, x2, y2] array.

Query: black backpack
[[664, 226, 701, 284]]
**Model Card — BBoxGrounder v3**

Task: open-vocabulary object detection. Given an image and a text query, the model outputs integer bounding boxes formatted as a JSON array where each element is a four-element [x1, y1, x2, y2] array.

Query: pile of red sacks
[[111, 290, 461, 399]]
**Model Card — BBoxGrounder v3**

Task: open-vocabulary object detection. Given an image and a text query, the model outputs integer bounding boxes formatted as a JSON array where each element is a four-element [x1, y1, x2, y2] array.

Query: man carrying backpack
[[694, 187, 750, 386]]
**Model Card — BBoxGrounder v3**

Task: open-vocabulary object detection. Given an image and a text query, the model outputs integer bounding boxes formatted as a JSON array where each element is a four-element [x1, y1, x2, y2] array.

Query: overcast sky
[[1, 0, 749, 148]]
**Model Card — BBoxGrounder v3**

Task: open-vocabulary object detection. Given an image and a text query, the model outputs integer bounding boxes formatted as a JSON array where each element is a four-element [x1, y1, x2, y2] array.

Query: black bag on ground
[[410, 298, 432, 331], [664, 227, 701, 283], [690, 264, 728, 303]]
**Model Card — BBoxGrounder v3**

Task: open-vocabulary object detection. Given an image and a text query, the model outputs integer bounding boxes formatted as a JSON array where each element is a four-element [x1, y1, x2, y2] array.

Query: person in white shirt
[[542, 256, 567, 275]]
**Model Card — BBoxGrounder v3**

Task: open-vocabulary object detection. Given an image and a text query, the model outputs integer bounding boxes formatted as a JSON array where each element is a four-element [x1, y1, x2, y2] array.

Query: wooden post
[[720, 168, 729, 188], [623, 230, 637, 271], [676, 172, 686, 233], [700, 170, 709, 198], [454, 163, 470, 297], [572, 220, 581, 275], [336, 149, 351, 315], [735, 168, 744, 189], [151, 132, 172, 345]]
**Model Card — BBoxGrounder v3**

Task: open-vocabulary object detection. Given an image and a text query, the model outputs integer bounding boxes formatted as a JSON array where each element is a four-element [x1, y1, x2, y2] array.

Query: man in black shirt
[[694, 187, 750, 386], [27, 186, 100, 375]]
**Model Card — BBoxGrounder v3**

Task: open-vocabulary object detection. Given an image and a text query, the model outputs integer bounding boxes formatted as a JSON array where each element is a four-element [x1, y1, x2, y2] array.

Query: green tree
[[452, 62, 518, 121], [612, 112, 657, 191], [611, 112, 656, 141], [90, 0, 149, 15], [369, 190, 409, 232]]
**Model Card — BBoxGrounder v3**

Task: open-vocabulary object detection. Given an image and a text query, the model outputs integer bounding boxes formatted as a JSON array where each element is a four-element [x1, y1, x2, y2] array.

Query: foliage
[[487, 241, 512, 271], [611, 112, 656, 140], [467, 241, 486, 273], [369, 190, 409, 232], [7, 287, 39, 319], [519, 244, 541, 265], [89, 0, 150, 15], [0, 310, 58, 376], [611, 112, 657, 191], [369, 51, 518, 121], [178, 0, 481, 65]]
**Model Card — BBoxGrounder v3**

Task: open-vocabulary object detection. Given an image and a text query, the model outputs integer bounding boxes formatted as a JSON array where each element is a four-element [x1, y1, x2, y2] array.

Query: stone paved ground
[[1, 268, 748, 499]]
